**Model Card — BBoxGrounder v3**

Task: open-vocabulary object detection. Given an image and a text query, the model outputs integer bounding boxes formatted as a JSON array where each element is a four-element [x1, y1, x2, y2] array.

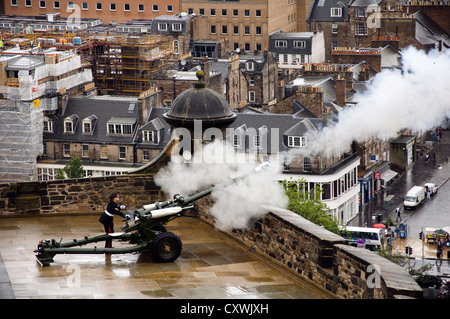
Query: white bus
[[339, 226, 384, 251]]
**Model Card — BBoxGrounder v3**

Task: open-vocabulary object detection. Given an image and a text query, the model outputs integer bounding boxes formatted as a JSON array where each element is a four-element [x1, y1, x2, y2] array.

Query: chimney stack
[[336, 78, 346, 107]]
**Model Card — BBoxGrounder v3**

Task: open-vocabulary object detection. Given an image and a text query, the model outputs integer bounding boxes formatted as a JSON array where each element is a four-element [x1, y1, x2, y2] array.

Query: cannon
[[34, 162, 270, 266]]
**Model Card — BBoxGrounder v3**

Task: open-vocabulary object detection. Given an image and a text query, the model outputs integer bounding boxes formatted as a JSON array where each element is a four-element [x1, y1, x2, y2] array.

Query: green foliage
[[63, 156, 84, 178], [56, 168, 65, 180], [282, 178, 340, 234]]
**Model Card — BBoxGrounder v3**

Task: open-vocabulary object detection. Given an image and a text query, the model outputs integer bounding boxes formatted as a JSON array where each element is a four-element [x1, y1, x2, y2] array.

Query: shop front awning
[[381, 169, 398, 182]]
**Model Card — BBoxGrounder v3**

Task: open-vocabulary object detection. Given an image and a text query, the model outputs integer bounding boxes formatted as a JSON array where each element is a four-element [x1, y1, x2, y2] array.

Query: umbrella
[[372, 223, 386, 229], [434, 229, 448, 235]]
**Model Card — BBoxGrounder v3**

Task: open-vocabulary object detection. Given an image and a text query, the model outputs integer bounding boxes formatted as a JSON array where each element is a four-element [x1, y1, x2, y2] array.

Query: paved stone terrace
[[0, 214, 332, 299]]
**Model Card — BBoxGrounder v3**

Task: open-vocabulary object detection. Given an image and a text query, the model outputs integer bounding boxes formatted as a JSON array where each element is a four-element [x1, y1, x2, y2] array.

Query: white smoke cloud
[[154, 139, 288, 230], [307, 46, 450, 157]]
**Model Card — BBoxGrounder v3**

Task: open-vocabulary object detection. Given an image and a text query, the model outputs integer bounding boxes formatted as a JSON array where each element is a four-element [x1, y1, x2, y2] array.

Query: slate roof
[[45, 95, 140, 145], [307, 0, 352, 22], [44, 95, 332, 156]]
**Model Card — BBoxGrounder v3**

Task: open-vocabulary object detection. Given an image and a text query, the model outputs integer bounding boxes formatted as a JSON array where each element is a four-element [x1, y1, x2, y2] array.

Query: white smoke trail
[[307, 47, 450, 157], [154, 139, 288, 230]]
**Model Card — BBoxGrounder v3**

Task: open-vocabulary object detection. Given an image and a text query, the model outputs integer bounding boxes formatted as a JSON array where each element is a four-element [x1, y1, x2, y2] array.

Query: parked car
[[424, 183, 438, 196]]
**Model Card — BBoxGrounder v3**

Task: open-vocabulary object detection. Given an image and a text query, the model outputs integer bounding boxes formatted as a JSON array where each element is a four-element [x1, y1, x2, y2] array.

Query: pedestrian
[[425, 154, 429, 165], [426, 188, 431, 199], [98, 192, 128, 248], [396, 206, 402, 222]]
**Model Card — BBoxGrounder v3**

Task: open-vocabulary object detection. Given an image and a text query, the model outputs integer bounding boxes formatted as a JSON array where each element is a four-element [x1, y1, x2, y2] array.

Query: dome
[[163, 72, 236, 128]]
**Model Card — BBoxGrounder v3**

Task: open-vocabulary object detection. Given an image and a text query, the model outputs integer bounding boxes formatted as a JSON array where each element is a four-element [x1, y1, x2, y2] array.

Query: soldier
[[99, 192, 127, 248]]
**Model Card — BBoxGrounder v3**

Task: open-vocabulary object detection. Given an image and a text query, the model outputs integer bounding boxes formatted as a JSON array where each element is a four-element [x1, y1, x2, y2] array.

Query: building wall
[[181, 0, 311, 53], [4, 0, 181, 24]]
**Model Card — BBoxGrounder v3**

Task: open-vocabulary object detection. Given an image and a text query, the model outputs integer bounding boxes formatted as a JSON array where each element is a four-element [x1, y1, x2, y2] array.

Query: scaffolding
[[92, 34, 182, 96]]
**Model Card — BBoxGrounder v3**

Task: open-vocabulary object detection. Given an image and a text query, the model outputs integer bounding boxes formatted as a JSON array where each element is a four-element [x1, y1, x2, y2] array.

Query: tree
[[282, 178, 340, 234], [63, 156, 84, 178], [56, 168, 65, 179]]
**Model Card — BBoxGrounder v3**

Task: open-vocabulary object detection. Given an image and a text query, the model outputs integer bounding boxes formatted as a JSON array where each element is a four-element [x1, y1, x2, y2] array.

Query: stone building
[[181, 0, 313, 53]]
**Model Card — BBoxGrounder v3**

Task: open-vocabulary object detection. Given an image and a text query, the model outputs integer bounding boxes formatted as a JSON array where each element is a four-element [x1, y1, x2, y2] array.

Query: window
[[288, 136, 307, 147], [158, 23, 168, 31], [255, 9, 261, 17], [43, 118, 53, 132], [143, 150, 150, 161], [100, 146, 108, 159], [119, 147, 126, 160], [210, 25, 216, 34], [244, 9, 250, 17], [172, 23, 181, 31], [246, 61, 254, 71], [275, 40, 287, 48], [249, 75, 254, 86], [64, 115, 77, 133], [96, 2, 102, 10], [356, 7, 366, 17], [107, 118, 135, 136], [63, 144, 70, 157], [11, 0, 18, 6], [138, 4, 144, 11], [222, 9, 227, 16], [244, 43, 250, 51], [53, 1, 60, 9], [188, 8, 193, 14], [67, 1, 73, 9], [110, 3, 116, 10], [233, 9, 238, 17], [293, 40, 306, 48], [82, 144, 89, 158], [355, 23, 367, 35], [152, 4, 158, 11], [233, 26, 239, 35], [25, 0, 31, 6], [81, 2, 88, 10], [244, 26, 250, 35], [304, 157, 311, 171], [167, 5, 173, 12], [142, 130, 159, 143], [199, 8, 204, 15], [210, 8, 216, 16], [233, 135, 241, 147], [249, 91, 255, 102], [330, 7, 342, 17], [255, 26, 262, 35], [222, 25, 227, 34], [332, 23, 338, 34], [253, 135, 261, 149], [124, 4, 130, 11]]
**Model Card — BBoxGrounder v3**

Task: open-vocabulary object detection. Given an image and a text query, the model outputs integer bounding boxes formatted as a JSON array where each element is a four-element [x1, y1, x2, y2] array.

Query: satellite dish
[[236, 48, 240, 53], [181, 59, 186, 66]]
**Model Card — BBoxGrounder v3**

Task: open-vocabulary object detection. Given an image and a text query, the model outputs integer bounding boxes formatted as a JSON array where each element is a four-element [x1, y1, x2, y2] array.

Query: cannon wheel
[[151, 231, 182, 262]]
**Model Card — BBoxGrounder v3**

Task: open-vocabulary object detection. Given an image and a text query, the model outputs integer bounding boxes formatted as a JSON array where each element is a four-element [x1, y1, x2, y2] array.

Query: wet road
[[0, 214, 331, 299]]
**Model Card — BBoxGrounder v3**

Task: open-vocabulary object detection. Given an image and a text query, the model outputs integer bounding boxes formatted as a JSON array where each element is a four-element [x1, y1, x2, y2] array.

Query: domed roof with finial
[[163, 70, 236, 128]]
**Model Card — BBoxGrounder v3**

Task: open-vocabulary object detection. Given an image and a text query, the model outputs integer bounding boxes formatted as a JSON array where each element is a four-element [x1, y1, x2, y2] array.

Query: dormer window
[[82, 115, 97, 135], [107, 117, 136, 136], [330, 7, 342, 17], [64, 114, 78, 133], [142, 130, 159, 143], [246, 62, 255, 71], [141, 118, 163, 144], [288, 136, 307, 147], [43, 117, 53, 133]]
